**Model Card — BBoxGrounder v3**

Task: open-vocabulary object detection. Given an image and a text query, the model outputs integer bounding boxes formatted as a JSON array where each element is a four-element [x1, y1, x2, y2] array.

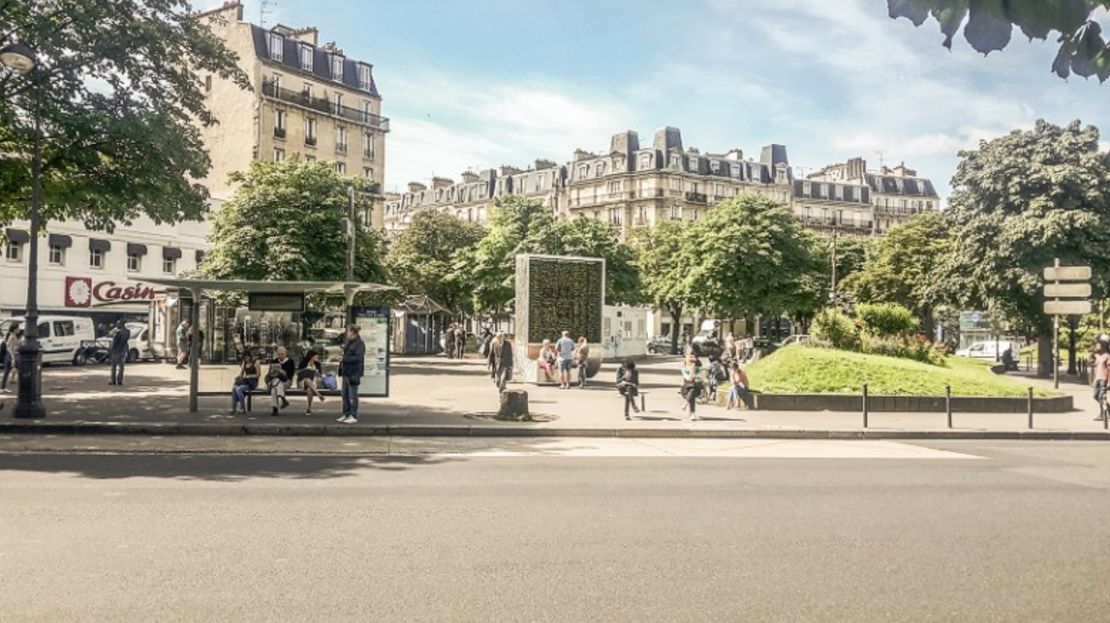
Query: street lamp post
[[2, 42, 46, 419]]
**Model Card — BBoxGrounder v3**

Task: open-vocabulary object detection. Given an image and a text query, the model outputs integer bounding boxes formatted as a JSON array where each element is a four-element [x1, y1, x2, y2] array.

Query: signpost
[[1043, 259, 1091, 389]]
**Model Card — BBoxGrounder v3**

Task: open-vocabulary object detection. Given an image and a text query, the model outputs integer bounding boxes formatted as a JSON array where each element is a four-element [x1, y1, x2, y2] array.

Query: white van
[[956, 340, 1022, 361], [0, 315, 96, 365]]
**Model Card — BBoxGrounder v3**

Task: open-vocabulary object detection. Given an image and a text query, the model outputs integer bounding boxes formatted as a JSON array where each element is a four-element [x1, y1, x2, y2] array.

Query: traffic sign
[[1044, 265, 1091, 281], [1044, 283, 1092, 298], [1043, 300, 1092, 315]]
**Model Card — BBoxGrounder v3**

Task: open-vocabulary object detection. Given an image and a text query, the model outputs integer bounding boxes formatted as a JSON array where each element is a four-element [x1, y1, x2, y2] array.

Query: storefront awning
[[162, 246, 182, 260], [144, 277, 396, 297], [48, 233, 72, 248], [127, 243, 148, 256], [4, 228, 29, 244], [89, 238, 111, 252]]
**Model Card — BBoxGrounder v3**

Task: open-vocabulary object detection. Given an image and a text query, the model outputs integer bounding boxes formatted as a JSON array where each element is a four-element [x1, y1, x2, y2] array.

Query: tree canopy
[[0, 1, 249, 230], [548, 216, 644, 307], [201, 158, 386, 284], [630, 218, 695, 353], [843, 211, 952, 336], [386, 210, 485, 315], [888, 0, 1110, 81], [939, 119, 1110, 370]]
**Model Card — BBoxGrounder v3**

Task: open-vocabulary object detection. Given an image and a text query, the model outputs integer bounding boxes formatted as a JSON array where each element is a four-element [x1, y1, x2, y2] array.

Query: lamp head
[[0, 43, 36, 75]]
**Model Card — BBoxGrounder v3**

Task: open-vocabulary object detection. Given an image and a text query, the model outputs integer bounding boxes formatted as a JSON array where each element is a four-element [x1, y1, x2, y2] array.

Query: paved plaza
[[1, 355, 1106, 436]]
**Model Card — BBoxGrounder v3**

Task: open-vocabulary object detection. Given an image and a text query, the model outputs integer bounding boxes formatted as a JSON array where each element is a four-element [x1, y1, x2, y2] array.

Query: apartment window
[[303, 82, 313, 98], [5, 240, 21, 262], [358, 64, 372, 91], [268, 33, 283, 61], [331, 55, 344, 80], [334, 93, 343, 111], [607, 180, 622, 193], [594, 163, 605, 178], [162, 257, 176, 274], [127, 252, 141, 272], [272, 73, 282, 90], [609, 208, 623, 225], [854, 211, 862, 227], [670, 178, 681, 190], [335, 126, 347, 152], [636, 205, 648, 224], [363, 101, 374, 122], [48, 245, 65, 265], [670, 205, 682, 220], [363, 167, 373, 180], [305, 155, 316, 163], [274, 109, 286, 138], [89, 248, 104, 269], [299, 44, 313, 71], [273, 148, 285, 162], [334, 162, 346, 174], [305, 118, 317, 146], [578, 165, 588, 178]]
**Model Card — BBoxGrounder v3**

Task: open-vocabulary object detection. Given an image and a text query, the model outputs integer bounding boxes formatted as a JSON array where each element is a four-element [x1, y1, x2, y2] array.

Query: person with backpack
[[108, 320, 131, 386], [616, 360, 640, 420], [0, 321, 20, 393]]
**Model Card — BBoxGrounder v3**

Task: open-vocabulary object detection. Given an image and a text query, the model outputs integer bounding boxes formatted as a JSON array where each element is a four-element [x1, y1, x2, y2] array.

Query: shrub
[[857, 303, 918, 338], [811, 308, 860, 351]]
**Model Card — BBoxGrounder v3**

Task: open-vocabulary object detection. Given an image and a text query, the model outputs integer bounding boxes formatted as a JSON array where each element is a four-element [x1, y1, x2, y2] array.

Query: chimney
[[609, 130, 640, 156], [460, 170, 479, 183], [846, 157, 867, 182], [534, 159, 557, 170], [407, 182, 427, 193], [499, 165, 523, 176], [573, 149, 594, 162], [760, 144, 789, 168], [724, 148, 744, 161], [653, 127, 683, 152], [431, 176, 453, 189]]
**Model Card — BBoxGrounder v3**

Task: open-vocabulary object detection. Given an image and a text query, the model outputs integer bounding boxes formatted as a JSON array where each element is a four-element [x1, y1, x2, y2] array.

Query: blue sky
[[208, 0, 1110, 202]]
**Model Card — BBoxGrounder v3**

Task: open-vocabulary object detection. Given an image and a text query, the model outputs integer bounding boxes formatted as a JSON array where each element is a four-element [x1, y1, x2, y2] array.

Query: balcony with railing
[[273, 126, 286, 139], [305, 135, 317, 147], [261, 80, 391, 132], [685, 191, 707, 203]]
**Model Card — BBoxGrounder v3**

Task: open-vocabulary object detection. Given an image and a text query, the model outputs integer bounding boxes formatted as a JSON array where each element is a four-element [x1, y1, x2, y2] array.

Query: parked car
[[646, 336, 673, 354], [779, 334, 810, 348], [956, 340, 1022, 361], [89, 322, 152, 363], [0, 315, 96, 365]]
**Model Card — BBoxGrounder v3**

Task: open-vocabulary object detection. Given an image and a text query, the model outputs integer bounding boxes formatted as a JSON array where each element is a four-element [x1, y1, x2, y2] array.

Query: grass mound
[[746, 346, 1054, 397]]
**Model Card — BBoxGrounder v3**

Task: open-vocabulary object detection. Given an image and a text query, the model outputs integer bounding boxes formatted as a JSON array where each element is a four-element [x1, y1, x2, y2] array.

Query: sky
[[202, 0, 1110, 203]]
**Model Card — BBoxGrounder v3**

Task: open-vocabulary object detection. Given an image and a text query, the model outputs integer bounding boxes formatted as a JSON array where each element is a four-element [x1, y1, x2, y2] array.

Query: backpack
[[0, 339, 7, 364]]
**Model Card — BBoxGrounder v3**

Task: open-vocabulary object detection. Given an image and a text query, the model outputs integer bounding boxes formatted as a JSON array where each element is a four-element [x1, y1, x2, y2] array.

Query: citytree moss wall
[[515, 255, 604, 345]]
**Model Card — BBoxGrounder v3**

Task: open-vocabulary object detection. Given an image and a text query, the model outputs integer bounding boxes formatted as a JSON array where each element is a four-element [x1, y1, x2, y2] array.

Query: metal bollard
[[862, 383, 869, 428], [946, 384, 952, 429], [1027, 387, 1034, 430]]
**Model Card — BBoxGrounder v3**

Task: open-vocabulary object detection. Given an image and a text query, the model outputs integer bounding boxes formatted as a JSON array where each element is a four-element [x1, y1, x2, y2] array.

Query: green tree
[[0, 1, 249, 229], [455, 195, 558, 314], [843, 212, 953, 336], [201, 158, 386, 284], [550, 217, 644, 306], [939, 119, 1110, 376], [386, 210, 485, 316], [631, 219, 695, 355], [888, 0, 1110, 80], [686, 194, 824, 325]]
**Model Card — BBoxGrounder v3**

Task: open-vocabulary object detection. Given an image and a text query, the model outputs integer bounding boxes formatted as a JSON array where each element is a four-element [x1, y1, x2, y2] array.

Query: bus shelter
[[145, 278, 394, 413]]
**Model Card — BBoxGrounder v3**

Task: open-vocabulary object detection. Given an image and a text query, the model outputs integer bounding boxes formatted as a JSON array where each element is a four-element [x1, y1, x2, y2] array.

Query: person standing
[[681, 353, 703, 421], [493, 331, 513, 392], [108, 321, 131, 386], [555, 330, 575, 390], [724, 332, 736, 363], [1094, 342, 1109, 414], [174, 320, 190, 369], [617, 360, 640, 420], [575, 336, 590, 388], [230, 353, 260, 414], [338, 324, 365, 424], [267, 346, 295, 417], [0, 321, 20, 393], [444, 325, 456, 359], [486, 331, 499, 379]]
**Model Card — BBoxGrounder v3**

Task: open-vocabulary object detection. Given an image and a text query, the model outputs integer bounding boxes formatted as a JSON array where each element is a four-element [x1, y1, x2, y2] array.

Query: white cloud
[[382, 73, 634, 192]]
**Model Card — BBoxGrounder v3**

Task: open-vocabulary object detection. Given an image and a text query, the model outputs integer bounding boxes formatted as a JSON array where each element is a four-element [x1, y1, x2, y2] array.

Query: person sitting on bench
[[296, 350, 325, 416], [266, 346, 295, 417]]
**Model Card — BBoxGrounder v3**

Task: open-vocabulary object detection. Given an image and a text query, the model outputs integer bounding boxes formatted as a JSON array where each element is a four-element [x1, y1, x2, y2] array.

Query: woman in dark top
[[297, 350, 325, 416], [230, 353, 260, 414], [617, 360, 640, 420]]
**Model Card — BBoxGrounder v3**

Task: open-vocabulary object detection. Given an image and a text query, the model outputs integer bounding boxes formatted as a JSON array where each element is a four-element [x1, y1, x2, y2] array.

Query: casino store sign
[[65, 276, 156, 308]]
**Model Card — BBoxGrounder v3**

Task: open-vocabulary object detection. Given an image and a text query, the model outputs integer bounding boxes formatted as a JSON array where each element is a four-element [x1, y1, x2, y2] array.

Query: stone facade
[[198, 2, 388, 228], [384, 127, 937, 238]]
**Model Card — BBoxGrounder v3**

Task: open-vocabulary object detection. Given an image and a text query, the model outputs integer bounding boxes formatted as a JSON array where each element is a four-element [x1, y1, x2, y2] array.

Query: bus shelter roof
[[144, 277, 394, 297]]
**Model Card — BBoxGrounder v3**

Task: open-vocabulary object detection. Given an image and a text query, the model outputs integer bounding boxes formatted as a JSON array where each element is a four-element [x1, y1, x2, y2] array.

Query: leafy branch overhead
[[888, 0, 1110, 81]]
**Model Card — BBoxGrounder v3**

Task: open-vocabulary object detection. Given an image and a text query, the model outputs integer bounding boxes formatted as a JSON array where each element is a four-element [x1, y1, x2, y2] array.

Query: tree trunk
[[1036, 335, 1053, 378], [669, 306, 682, 355], [1067, 315, 1078, 375], [921, 304, 934, 341], [498, 390, 529, 420]]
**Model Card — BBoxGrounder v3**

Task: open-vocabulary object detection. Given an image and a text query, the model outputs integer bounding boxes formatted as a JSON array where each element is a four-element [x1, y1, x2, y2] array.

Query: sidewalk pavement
[[1, 355, 1107, 440]]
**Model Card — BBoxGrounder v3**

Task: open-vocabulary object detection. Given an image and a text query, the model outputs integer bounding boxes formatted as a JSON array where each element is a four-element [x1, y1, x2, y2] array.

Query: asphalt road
[[2, 440, 1109, 621]]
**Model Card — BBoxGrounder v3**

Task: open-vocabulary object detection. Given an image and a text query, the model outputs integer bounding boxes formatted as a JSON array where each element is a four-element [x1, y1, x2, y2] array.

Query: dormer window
[[358, 64, 372, 91], [299, 44, 313, 71], [331, 55, 343, 80], [268, 33, 283, 61]]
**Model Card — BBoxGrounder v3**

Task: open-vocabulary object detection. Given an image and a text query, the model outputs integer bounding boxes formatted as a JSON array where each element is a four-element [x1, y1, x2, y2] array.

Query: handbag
[[321, 373, 338, 390]]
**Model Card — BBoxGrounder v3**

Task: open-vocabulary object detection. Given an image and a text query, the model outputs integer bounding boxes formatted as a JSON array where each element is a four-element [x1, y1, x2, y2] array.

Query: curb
[[1, 421, 1108, 441]]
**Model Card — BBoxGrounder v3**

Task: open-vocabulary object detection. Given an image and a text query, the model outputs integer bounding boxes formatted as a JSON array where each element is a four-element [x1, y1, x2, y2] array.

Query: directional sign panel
[[1044, 283, 1092, 298], [1044, 266, 1091, 281], [1044, 300, 1092, 315]]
